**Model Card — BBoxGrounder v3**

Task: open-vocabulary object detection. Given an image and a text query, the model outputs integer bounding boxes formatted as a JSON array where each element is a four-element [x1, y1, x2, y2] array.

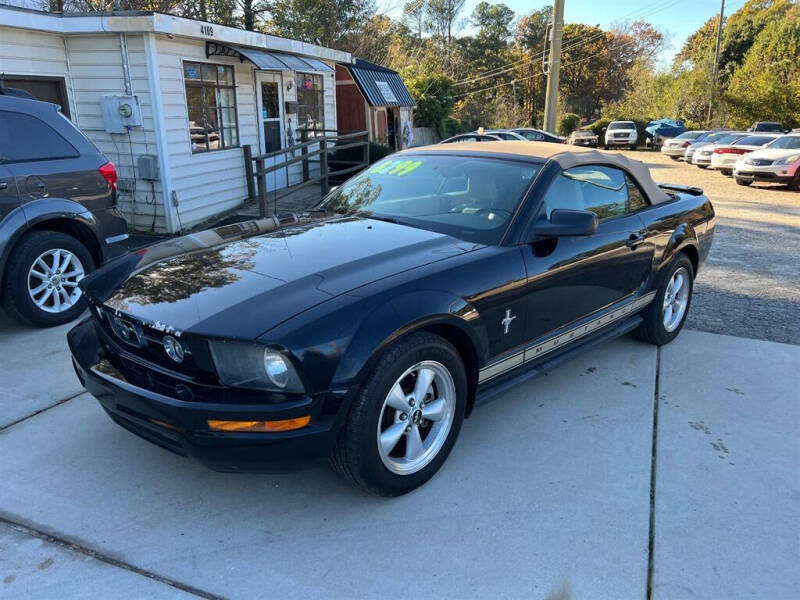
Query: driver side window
[[542, 165, 647, 221]]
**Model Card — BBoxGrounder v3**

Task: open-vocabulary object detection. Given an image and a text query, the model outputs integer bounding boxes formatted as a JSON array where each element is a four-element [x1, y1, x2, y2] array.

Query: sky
[[380, 0, 736, 65]]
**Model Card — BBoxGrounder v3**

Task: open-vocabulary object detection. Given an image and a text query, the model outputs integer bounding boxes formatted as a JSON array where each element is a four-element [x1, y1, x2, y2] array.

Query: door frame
[[254, 70, 286, 190]]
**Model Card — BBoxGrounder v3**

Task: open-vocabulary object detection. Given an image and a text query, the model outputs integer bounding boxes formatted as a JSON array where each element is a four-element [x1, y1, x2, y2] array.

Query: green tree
[[726, 5, 800, 128], [263, 0, 375, 47], [400, 64, 455, 135]]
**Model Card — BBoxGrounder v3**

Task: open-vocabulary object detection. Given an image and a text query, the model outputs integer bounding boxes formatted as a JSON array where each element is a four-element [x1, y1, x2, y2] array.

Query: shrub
[[557, 113, 582, 136]]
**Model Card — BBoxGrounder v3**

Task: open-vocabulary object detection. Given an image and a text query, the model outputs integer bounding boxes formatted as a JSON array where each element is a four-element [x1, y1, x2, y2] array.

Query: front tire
[[698, 164, 708, 169], [1, 231, 94, 327], [735, 177, 752, 186], [633, 253, 694, 346], [330, 332, 467, 496], [788, 170, 800, 192]]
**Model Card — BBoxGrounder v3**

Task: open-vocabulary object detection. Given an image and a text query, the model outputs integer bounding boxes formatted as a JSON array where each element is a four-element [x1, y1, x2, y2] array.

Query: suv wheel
[[330, 332, 467, 496], [2, 231, 95, 327]]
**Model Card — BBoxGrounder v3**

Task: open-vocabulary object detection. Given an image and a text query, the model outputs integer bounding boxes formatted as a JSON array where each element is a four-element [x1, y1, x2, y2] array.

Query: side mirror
[[532, 209, 598, 238]]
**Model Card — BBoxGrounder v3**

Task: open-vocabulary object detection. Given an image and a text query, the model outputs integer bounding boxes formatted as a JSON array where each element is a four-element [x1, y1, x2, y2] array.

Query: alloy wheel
[[376, 360, 456, 475], [27, 248, 85, 314], [662, 266, 690, 332]]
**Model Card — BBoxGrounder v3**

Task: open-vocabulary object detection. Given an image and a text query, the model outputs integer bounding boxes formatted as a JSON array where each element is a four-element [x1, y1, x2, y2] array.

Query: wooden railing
[[243, 129, 369, 218]]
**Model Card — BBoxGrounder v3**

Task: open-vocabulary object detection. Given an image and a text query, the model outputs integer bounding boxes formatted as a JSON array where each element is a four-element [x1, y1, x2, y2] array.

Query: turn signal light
[[207, 416, 311, 432]]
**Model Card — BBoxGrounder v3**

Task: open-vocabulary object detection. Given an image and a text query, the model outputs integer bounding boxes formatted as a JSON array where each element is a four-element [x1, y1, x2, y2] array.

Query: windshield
[[703, 131, 733, 142], [675, 131, 705, 140], [316, 155, 540, 245], [572, 130, 594, 137], [608, 122, 635, 130], [767, 136, 800, 149], [714, 133, 746, 144], [736, 135, 777, 146]]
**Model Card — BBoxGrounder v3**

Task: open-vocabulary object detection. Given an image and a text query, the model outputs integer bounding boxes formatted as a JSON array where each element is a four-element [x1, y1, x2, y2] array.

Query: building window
[[295, 73, 324, 135], [183, 61, 239, 153]]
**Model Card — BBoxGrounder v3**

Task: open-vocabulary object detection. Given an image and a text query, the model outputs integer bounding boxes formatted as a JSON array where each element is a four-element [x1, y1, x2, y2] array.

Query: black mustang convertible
[[68, 141, 715, 496]]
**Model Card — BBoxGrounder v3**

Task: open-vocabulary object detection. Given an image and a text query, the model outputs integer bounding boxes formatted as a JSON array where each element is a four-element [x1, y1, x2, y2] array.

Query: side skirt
[[473, 315, 643, 409]]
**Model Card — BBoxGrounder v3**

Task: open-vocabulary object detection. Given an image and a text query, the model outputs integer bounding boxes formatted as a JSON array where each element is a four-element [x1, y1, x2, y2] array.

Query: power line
[[451, 0, 686, 87]]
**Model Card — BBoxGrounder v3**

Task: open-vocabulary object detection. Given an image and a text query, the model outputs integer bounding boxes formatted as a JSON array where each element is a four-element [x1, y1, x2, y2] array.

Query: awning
[[206, 41, 333, 72], [347, 58, 415, 108]]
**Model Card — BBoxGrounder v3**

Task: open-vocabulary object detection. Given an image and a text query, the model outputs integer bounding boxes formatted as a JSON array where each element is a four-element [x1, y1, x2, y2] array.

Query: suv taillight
[[99, 161, 118, 190]]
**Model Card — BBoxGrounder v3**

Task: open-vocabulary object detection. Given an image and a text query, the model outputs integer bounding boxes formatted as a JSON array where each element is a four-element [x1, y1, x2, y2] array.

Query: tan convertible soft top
[[403, 140, 672, 205]]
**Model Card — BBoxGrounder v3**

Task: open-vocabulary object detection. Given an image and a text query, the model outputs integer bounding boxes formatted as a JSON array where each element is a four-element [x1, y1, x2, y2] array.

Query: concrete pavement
[[0, 320, 797, 599]]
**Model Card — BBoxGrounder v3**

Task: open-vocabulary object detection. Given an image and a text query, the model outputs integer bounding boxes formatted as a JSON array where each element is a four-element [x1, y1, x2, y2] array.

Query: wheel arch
[[333, 291, 487, 417], [660, 223, 700, 277], [0, 199, 104, 289]]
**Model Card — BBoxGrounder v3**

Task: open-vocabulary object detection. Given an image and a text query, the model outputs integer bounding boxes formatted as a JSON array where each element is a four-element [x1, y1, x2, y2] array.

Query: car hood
[[743, 147, 800, 160], [92, 217, 477, 339]]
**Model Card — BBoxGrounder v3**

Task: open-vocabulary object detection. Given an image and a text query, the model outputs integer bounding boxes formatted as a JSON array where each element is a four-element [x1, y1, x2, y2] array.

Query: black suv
[[0, 92, 128, 327]]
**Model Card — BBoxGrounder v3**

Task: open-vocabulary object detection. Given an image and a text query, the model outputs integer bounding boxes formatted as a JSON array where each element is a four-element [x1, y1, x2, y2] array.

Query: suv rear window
[[0, 110, 79, 163]]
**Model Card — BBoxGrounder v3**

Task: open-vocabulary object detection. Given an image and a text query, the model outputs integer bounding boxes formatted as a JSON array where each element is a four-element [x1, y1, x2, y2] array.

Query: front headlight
[[208, 340, 305, 393], [774, 154, 800, 166]]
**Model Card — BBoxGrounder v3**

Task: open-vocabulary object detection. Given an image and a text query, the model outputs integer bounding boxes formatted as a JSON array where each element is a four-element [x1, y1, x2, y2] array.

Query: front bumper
[[733, 166, 795, 183], [67, 318, 347, 472], [605, 138, 636, 146], [571, 139, 597, 147], [693, 153, 713, 165]]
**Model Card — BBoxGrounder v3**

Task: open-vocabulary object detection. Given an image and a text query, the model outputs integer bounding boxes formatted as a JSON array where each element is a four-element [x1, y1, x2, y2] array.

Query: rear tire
[[721, 169, 732, 176], [329, 331, 467, 496], [698, 164, 708, 169], [1, 231, 94, 327], [670, 156, 679, 160], [633, 253, 694, 346], [629, 144, 637, 151], [735, 177, 752, 186]]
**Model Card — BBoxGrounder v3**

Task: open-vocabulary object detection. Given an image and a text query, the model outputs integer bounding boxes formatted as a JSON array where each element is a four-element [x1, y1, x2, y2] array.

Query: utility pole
[[707, 0, 725, 125], [543, 0, 564, 134]]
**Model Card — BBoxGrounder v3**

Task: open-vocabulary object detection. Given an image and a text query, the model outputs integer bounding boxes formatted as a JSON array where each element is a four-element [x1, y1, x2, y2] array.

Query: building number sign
[[201, 25, 214, 37]]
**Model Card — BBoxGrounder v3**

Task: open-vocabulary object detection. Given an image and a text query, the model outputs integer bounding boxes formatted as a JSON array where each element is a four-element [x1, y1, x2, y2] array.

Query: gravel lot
[[628, 150, 800, 345]]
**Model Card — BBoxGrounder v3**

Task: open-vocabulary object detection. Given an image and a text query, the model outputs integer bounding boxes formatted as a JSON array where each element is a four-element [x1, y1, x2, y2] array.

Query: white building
[[0, 4, 351, 232]]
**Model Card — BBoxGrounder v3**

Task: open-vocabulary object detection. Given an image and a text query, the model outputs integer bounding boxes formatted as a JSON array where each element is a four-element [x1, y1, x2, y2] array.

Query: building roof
[[402, 141, 671, 204], [0, 4, 351, 64], [346, 58, 415, 108]]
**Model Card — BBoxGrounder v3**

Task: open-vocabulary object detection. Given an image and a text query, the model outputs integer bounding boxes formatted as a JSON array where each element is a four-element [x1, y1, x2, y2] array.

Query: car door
[[522, 165, 655, 342], [0, 164, 20, 222]]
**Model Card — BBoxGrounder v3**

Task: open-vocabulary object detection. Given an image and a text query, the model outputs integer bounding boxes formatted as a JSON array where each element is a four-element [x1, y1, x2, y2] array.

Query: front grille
[[614, 132, 628, 138], [98, 307, 200, 377], [747, 158, 773, 166]]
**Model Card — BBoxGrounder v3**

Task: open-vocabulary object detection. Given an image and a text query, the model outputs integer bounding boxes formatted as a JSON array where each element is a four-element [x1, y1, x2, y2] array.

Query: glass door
[[255, 71, 286, 190]]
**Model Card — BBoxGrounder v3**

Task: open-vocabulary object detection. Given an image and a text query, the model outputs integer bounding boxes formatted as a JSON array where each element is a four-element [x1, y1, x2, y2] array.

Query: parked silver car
[[661, 130, 707, 159]]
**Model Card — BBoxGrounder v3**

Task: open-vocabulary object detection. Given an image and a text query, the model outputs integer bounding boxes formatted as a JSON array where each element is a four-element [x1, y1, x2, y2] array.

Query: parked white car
[[733, 134, 800, 190], [684, 130, 735, 163], [604, 121, 638, 150], [710, 133, 782, 175], [661, 130, 707, 159], [691, 132, 749, 168]]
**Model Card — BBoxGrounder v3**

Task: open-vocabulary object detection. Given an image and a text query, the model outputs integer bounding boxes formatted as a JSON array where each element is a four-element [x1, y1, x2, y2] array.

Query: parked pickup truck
[[604, 121, 639, 150], [68, 141, 714, 496]]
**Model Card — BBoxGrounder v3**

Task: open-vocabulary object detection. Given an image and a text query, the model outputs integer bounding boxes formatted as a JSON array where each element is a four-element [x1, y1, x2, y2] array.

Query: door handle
[[626, 230, 648, 248]]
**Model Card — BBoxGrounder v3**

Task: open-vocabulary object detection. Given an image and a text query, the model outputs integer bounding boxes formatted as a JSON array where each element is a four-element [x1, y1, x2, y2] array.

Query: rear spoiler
[[657, 183, 704, 196]]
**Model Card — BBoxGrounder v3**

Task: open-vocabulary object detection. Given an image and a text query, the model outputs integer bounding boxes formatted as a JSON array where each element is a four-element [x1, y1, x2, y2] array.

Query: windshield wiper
[[355, 211, 400, 225]]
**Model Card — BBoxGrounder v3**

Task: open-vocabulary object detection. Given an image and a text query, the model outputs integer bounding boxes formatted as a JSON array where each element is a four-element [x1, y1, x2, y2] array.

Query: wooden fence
[[243, 129, 369, 218]]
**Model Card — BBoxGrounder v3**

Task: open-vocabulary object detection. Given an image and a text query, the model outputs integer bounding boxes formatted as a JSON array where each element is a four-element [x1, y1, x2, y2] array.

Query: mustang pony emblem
[[501, 309, 516, 335]]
